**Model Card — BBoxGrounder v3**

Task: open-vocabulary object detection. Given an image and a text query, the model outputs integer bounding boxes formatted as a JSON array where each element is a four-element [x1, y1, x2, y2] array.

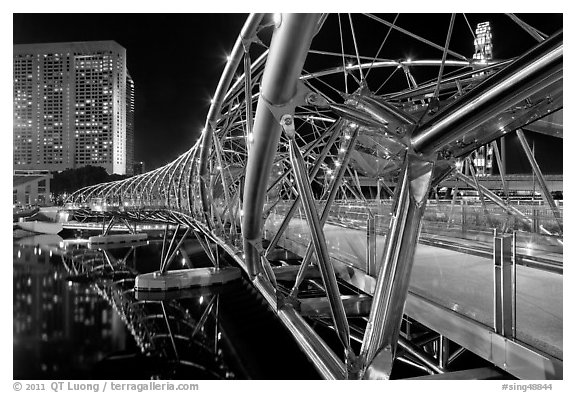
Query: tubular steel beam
[[199, 13, 265, 229], [160, 228, 191, 274], [433, 13, 456, 99], [242, 14, 322, 277], [265, 121, 344, 257], [289, 125, 359, 298], [398, 336, 445, 375], [286, 119, 354, 367], [360, 154, 434, 380], [507, 14, 546, 42], [191, 222, 346, 380], [243, 43, 254, 156], [467, 156, 495, 229], [491, 140, 509, 199], [454, 172, 533, 228], [516, 129, 563, 233], [411, 31, 562, 155]]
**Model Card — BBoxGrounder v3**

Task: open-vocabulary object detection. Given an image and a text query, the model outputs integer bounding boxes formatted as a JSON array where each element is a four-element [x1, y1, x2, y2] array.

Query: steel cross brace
[[283, 114, 358, 378], [516, 128, 563, 234], [467, 156, 496, 230], [264, 120, 345, 257], [160, 227, 191, 274], [288, 123, 360, 299]]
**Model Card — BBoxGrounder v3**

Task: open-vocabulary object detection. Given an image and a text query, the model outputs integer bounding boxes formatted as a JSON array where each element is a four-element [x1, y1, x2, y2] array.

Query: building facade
[[13, 170, 51, 206], [14, 41, 133, 175], [126, 72, 135, 175]]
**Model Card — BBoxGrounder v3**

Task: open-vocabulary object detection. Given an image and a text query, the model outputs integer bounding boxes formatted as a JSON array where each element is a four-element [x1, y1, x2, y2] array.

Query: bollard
[[494, 234, 514, 337]]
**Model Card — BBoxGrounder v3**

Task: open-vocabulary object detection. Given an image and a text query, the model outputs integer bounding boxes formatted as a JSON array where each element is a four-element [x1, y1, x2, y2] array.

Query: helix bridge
[[63, 14, 563, 379]]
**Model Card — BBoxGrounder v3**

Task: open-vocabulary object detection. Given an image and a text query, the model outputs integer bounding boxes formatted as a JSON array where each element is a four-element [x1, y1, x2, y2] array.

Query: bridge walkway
[[266, 215, 563, 364]]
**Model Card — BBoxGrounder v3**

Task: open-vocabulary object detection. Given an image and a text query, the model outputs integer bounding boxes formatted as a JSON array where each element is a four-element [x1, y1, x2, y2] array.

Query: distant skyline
[[13, 13, 562, 173]]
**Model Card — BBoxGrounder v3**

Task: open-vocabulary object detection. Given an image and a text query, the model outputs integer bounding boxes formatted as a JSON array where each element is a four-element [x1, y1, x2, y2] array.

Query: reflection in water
[[14, 236, 233, 379], [14, 243, 122, 379], [14, 232, 320, 380]]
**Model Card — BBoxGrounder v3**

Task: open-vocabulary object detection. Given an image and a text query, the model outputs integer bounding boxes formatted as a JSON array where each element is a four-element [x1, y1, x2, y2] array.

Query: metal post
[[512, 231, 517, 339], [516, 129, 562, 233], [501, 136, 507, 175], [360, 154, 434, 379], [493, 234, 513, 338], [366, 216, 376, 276], [439, 335, 450, 369]]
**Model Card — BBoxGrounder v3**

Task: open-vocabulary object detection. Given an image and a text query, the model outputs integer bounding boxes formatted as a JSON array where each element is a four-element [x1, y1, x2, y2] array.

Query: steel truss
[[66, 14, 563, 379]]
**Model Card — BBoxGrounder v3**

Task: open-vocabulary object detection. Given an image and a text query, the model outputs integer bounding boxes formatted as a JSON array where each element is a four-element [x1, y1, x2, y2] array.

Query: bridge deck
[[267, 216, 563, 361]]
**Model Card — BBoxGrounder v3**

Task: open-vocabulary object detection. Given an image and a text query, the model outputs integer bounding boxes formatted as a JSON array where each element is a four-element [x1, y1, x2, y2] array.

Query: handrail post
[[366, 216, 376, 276], [494, 233, 514, 338]]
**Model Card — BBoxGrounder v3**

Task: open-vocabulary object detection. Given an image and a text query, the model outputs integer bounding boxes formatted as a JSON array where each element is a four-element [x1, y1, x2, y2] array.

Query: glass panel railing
[[514, 259, 563, 359], [262, 198, 562, 359]]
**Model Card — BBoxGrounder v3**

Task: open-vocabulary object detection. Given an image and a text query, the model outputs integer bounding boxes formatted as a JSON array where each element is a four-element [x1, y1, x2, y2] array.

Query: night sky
[[13, 13, 563, 172]]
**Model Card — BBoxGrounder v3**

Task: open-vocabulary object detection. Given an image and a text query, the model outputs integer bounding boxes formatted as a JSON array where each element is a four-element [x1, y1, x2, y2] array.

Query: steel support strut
[[285, 115, 355, 375], [265, 121, 344, 257], [289, 123, 359, 298], [360, 154, 434, 379], [454, 172, 534, 229], [491, 140, 509, 200], [242, 14, 322, 277], [516, 129, 563, 234]]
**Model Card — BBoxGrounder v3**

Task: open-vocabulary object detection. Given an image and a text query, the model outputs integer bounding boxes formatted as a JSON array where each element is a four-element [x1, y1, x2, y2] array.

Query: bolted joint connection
[[427, 97, 441, 115], [280, 114, 296, 138], [305, 92, 330, 108]]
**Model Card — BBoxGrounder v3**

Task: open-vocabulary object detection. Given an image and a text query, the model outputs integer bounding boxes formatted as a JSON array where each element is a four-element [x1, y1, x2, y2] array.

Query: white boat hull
[[17, 221, 63, 235]]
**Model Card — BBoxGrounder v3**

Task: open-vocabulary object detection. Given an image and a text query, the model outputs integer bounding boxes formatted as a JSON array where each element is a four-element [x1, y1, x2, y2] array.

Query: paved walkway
[[265, 215, 563, 359]]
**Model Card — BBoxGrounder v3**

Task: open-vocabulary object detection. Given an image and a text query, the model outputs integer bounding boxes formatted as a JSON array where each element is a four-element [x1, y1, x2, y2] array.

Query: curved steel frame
[[66, 14, 563, 380]]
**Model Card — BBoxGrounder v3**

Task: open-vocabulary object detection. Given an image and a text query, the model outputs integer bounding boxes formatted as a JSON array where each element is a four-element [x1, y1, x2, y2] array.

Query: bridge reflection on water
[[12, 234, 322, 379]]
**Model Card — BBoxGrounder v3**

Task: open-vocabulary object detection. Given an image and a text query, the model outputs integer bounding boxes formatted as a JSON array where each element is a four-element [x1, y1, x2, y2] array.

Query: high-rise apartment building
[[126, 72, 135, 175], [13, 41, 133, 175]]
